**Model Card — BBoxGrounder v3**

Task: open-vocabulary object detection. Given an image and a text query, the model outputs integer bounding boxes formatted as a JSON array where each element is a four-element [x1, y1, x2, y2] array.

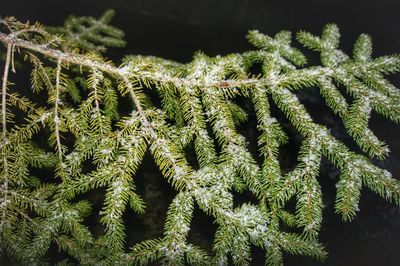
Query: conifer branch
[[0, 31, 302, 91], [0, 12, 399, 266]]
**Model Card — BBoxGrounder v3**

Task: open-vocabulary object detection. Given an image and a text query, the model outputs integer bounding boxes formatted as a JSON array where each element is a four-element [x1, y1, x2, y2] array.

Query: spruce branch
[[0, 12, 399, 266]]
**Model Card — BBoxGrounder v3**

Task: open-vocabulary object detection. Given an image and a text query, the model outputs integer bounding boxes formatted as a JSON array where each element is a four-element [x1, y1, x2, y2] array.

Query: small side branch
[[0, 43, 12, 234], [54, 58, 63, 164], [1, 43, 11, 138]]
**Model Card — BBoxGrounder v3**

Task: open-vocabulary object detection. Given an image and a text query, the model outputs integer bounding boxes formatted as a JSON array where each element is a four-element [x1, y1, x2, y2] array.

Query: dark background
[[1, 1, 400, 265]]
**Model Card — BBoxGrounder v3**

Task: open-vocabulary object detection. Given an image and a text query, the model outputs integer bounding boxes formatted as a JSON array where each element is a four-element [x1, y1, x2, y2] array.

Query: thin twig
[[54, 58, 63, 164], [0, 43, 11, 234]]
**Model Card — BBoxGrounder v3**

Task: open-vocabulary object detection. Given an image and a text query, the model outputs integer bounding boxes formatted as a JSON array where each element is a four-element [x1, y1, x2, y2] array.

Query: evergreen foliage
[[0, 10, 399, 265]]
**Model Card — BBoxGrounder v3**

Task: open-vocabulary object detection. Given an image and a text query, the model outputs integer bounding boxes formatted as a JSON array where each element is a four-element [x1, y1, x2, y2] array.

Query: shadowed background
[[1, 1, 400, 265]]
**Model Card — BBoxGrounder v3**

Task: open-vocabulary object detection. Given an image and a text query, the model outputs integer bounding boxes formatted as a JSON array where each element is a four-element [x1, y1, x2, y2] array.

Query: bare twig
[[0, 43, 11, 234]]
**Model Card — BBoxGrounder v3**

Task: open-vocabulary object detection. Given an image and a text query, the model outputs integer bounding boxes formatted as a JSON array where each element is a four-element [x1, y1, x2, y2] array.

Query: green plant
[[0, 10, 399, 265]]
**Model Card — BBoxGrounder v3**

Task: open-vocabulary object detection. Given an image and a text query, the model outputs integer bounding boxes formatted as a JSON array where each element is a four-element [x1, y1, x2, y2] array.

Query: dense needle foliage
[[0, 10, 399, 265]]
